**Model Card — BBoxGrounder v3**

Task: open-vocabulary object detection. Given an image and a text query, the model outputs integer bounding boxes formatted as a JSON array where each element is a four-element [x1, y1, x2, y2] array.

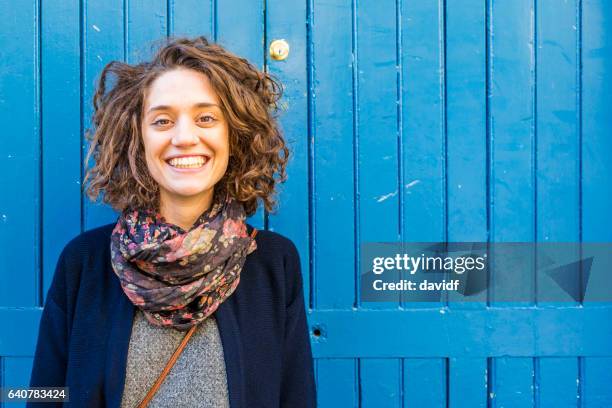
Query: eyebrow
[[146, 102, 220, 115]]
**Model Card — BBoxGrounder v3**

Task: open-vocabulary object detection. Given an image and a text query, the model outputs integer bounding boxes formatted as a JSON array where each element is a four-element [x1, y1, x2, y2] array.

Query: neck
[[159, 189, 215, 231]]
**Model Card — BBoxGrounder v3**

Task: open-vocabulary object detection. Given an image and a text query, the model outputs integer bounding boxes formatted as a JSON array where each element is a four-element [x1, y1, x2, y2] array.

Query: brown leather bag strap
[[137, 323, 197, 408], [137, 227, 258, 408]]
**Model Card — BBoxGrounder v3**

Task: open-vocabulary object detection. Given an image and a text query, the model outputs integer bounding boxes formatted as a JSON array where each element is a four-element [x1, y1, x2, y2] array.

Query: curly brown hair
[[82, 35, 288, 216]]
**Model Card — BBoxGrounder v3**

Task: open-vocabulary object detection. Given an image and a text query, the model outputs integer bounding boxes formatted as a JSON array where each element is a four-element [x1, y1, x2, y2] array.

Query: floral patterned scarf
[[110, 191, 257, 331]]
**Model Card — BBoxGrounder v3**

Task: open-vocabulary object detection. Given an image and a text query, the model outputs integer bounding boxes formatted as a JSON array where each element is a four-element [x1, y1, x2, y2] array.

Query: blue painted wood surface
[[0, 1, 611, 407]]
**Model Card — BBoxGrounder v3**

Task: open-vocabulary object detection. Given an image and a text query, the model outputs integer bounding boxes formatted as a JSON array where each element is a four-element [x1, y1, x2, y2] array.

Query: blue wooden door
[[1, 1, 611, 407]]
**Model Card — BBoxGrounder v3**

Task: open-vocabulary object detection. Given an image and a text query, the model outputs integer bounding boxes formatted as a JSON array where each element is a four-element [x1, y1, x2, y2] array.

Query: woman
[[28, 36, 316, 408]]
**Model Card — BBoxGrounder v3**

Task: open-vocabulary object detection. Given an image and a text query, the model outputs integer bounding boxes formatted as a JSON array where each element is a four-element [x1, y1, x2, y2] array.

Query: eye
[[198, 114, 216, 124], [152, 118, 171, 126]]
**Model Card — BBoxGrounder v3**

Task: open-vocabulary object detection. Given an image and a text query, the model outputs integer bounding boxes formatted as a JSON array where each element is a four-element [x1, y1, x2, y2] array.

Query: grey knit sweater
[[119, 309, 230, 408]]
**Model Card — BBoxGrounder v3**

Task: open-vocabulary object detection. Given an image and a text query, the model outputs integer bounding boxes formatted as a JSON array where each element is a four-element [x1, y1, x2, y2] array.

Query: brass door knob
[[269, 39, 290, 61]]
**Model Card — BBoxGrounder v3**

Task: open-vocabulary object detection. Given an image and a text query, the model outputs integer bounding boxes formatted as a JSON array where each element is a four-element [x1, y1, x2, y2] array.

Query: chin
[[169, 186, 214, 197]]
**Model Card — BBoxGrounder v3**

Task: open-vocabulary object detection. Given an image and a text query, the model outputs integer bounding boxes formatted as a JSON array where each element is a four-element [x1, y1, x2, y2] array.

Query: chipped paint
[[375, 191, 398, 202], [405, 180, 421, 189]]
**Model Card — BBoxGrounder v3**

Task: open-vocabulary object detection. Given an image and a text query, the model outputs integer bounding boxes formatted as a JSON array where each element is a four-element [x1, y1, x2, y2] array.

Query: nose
[[171, 115, 199, 146]]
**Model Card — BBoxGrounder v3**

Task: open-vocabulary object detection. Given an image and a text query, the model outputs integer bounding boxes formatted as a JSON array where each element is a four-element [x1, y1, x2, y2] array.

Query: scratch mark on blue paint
[[405, 179, 421, 189], [376, 190, 398, 202], [92, 24, 101, 32]]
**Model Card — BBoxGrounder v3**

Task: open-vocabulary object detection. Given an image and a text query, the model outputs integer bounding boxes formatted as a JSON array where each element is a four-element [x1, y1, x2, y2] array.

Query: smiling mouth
[[166, 155, 210, 169]]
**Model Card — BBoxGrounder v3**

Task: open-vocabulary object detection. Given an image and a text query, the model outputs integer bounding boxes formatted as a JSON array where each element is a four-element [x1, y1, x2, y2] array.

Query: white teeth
[[167, 156, 208, 167]]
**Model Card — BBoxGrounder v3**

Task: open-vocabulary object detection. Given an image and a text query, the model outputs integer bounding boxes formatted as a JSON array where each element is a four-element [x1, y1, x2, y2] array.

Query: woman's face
[[141, 67, 230, 211]]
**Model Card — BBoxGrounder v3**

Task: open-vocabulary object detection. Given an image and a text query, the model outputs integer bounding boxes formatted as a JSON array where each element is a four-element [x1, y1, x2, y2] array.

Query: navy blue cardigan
[[28, 222, 316, 407]]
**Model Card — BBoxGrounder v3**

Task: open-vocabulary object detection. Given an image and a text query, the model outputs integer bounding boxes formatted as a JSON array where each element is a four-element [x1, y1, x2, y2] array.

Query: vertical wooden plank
[[360, 359, 401, 408], [489, 0, 536, 241], [400, 0, 447, 403], [492, 358, 534, 406], [400, 0, 446, 246], [489, 0, 536, 405], [445, 0, 487, 306], [216, 0, 266, 230], [446, 0, 487, 245], [536, 1, 581, 407], [356, 0, 401, 301], [170, 0, 214, 38], [311, 0, 358, 405], [400, 0, 446, 308], [126, 0, 167, 64], [537, 358, 578, 408], [357, 0, 400, 248], [266, 0, 309, 291], [535, 0, 581, 305], [488, 0, 535, 294], [0, 0, 39, 307], [446, 0, 486, 306], [356, 0, 402, 404], [404, 359, 446, 408], [449, 358, 487, 408], [41, 0, 82, 306], [536, 1, 580, 245], [82, 0, 125, 230], [582, 0, 612, 406], [446, 3, 488, 405], [312, 0, 356, 309], [316, 359, 357, 408]]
